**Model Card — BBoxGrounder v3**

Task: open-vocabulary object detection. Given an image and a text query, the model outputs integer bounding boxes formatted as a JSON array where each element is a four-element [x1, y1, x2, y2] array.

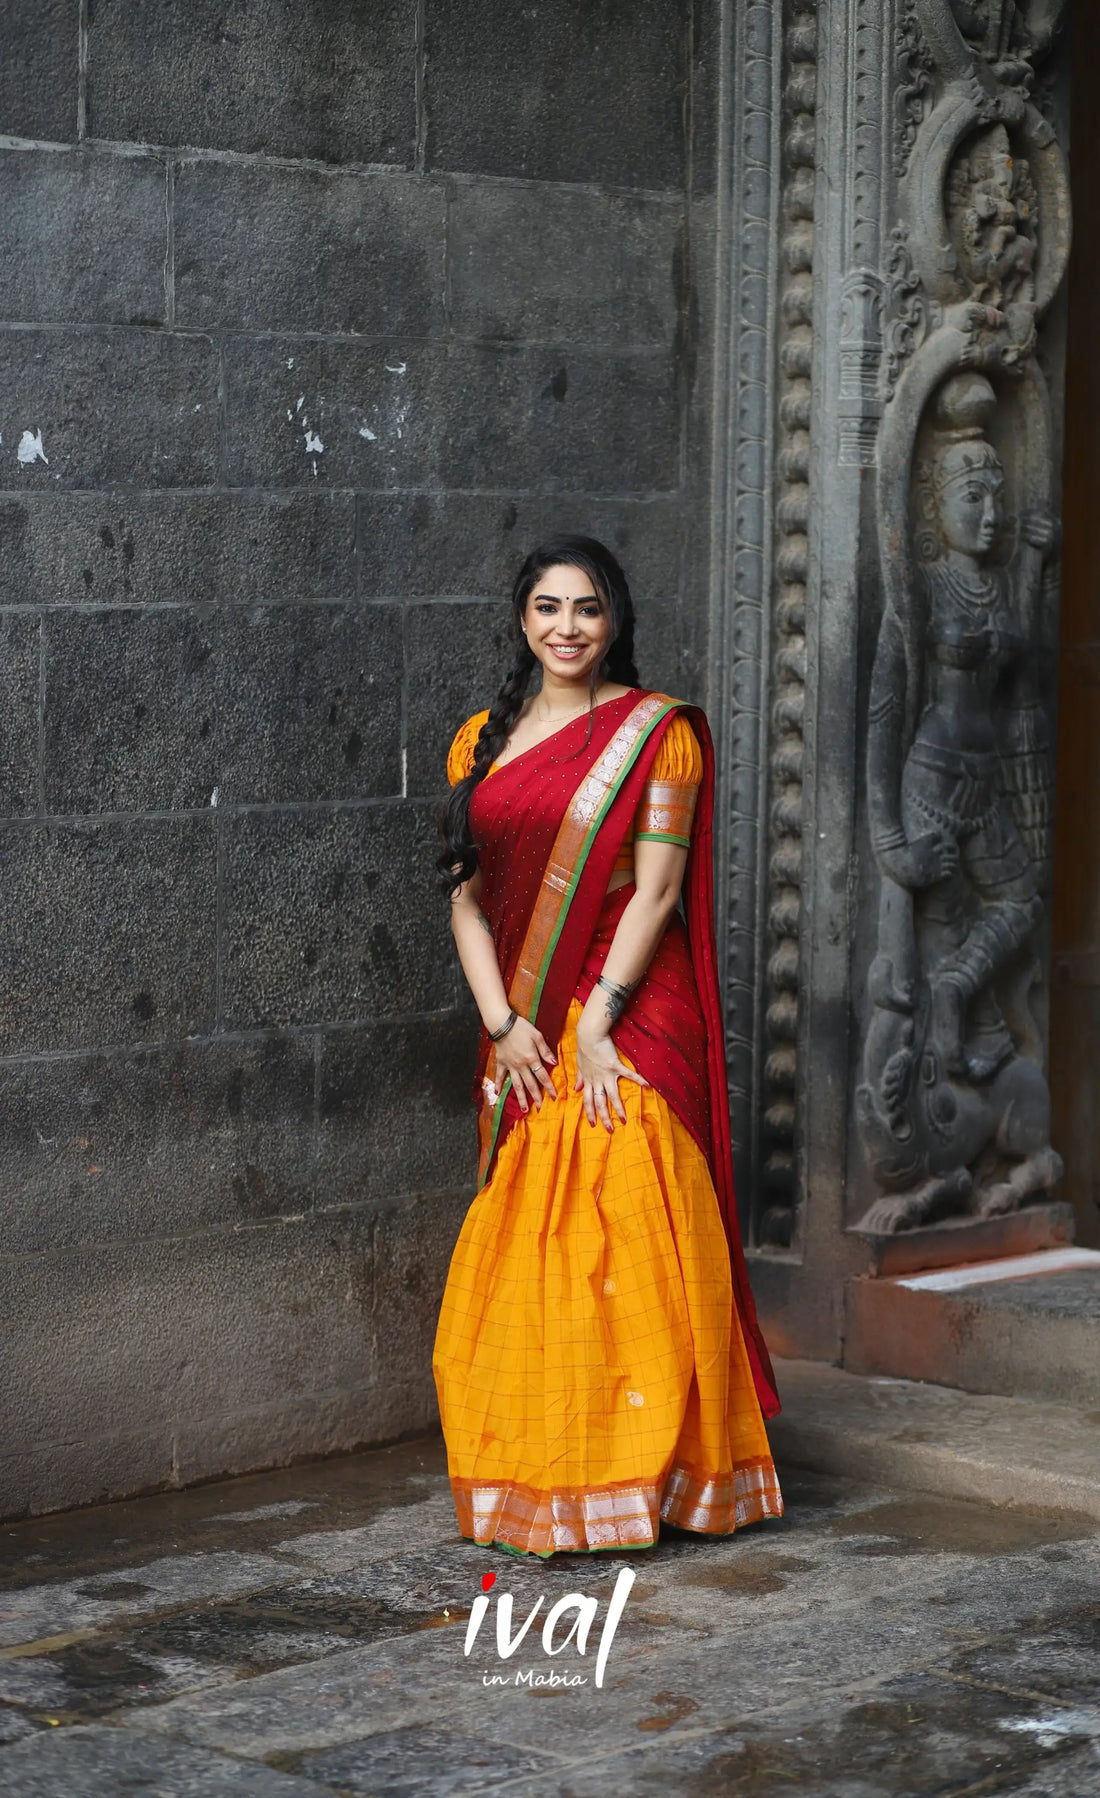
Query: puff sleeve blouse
[[446, 707, 702, 872]]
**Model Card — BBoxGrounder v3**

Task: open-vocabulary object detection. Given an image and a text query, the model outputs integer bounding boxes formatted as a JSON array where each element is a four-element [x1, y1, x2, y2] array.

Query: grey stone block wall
[[0, 0, 720, 1518]]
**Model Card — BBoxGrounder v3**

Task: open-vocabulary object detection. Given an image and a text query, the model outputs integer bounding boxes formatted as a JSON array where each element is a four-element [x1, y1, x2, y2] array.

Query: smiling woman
[[433, 535, 782, 1558]]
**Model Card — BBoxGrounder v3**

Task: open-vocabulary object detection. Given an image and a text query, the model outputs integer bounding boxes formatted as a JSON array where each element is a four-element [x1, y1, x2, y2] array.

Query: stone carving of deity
[[856, 371, 1062, 1232], [947, 122, 1037, 311]]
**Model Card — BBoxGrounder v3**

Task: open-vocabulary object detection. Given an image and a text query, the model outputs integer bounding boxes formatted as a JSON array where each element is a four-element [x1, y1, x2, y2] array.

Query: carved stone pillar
[[710, 0, 1072, 1360]]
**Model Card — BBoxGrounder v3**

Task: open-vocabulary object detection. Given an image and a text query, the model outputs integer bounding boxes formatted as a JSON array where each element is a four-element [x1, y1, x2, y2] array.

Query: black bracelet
[[488, 1007, 518, 1041]]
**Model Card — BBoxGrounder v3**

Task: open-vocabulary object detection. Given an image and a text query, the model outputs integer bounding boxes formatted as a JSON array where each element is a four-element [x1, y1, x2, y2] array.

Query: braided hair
[[437, 535, 641, 895]]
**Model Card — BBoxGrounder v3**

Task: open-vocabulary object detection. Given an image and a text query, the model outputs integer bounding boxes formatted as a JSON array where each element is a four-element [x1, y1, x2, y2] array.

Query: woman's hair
[[436, 534, 640, 895]]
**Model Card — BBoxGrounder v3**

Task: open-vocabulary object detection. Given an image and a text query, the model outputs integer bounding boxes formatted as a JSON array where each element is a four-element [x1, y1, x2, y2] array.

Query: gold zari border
[[451, 1456, 784, 1556], [634, 778, 698, 846]]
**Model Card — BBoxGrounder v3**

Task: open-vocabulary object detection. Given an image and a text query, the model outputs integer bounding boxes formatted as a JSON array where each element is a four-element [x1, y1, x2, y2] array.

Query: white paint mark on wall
[[358, 424, 377, 441], [210, 788, 220, 808], [385, 362, 407, 375], [17, 429, 47, 465], [285, 357, 295, 370], [291, 393, 325, 475], [302, 410, 323, 476]]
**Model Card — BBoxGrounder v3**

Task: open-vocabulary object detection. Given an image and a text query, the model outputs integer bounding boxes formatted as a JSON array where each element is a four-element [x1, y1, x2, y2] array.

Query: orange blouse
[[446, 708, 702, 872]]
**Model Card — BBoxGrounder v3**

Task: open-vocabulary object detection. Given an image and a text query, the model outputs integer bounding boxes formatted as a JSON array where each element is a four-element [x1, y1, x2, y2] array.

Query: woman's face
[[938, 466, 1003, 557], [523, 563, 611, 684]]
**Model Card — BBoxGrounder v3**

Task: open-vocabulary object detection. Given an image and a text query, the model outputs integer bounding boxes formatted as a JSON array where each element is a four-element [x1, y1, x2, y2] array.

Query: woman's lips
[[548, 643, 586, 658]]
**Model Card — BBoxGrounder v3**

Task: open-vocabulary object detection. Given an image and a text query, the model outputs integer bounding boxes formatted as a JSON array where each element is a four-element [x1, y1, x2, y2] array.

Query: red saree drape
[[467, 689, 780, 1421]]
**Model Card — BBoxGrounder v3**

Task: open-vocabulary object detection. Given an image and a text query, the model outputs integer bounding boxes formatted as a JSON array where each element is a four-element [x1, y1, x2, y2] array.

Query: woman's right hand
[[489, 1015, 558, 1112]]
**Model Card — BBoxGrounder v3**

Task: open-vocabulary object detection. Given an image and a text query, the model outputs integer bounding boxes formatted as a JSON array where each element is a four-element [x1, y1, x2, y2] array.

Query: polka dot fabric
[[447, 709, 704, 876]]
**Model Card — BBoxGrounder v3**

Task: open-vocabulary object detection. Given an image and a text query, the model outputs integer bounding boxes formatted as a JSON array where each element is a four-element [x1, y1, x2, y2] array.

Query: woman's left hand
[[574, 1024, 649, 1131]]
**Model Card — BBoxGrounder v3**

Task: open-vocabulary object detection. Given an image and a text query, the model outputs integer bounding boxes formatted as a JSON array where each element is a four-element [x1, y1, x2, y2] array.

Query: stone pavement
[[769, 1360, 1100, 1523], [1, 1410, 1099, 1795]]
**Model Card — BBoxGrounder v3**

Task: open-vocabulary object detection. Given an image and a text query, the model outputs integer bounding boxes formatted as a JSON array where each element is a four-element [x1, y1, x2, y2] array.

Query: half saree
[[433, 689, 783, 1557]]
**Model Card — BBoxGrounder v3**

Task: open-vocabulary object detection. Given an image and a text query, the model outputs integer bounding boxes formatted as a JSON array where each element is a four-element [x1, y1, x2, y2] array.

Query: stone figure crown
[[930, 374, 1003, 495]]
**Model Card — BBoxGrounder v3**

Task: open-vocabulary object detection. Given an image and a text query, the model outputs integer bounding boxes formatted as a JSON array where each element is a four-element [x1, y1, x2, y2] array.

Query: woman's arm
[[574, 836, 688, 1130], [450, 869, 557, 1112]]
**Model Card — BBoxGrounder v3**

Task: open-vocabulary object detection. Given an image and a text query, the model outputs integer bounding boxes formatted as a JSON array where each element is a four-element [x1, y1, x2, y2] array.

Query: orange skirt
[[432, 998, 783, 1556]]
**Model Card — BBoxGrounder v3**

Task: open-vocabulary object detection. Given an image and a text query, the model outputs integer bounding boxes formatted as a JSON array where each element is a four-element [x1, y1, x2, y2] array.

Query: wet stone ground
[[0, 1438, 1098, 1795]]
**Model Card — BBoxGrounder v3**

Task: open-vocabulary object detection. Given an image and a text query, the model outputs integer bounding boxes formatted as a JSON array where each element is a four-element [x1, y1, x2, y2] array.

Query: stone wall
[[0, 0, 719, 1517]]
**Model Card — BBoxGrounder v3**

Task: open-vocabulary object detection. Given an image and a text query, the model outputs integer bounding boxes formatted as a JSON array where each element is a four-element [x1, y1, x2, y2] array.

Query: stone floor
[[1, 1434, 1099, 1797]]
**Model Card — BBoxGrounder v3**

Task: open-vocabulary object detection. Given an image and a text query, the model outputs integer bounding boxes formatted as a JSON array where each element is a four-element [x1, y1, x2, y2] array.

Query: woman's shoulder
[[446, 710, 491, 786], [639, 690, 699, 724], [649, 703, 703, 783]]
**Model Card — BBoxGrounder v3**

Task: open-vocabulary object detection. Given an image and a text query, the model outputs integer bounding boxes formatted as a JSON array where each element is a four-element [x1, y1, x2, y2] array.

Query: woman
[[434, 535, 782, 1558]]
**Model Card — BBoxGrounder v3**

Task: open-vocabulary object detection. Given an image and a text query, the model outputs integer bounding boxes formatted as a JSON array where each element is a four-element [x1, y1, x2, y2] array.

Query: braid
[[436, 643, 536, 895], [471, 643, 537, 775]]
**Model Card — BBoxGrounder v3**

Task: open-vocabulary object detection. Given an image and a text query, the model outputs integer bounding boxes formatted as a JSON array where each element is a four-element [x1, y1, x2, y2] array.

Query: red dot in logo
[[481, 1572, 496, 1593]]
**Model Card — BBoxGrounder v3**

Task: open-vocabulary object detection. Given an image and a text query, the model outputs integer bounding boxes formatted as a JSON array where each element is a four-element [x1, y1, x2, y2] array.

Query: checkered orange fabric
[[433, 997, 783, 1557]]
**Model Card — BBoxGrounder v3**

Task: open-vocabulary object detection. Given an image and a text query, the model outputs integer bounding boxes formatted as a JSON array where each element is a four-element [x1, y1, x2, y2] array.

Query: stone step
[[843, 1247, 1100, 1406], [852, 1199, 1077, 1278], [768, 1356, 1100, 1523]]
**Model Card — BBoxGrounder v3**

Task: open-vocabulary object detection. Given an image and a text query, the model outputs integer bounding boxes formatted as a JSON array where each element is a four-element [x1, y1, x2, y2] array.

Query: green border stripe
[[479, 1073, 512, 1190]]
